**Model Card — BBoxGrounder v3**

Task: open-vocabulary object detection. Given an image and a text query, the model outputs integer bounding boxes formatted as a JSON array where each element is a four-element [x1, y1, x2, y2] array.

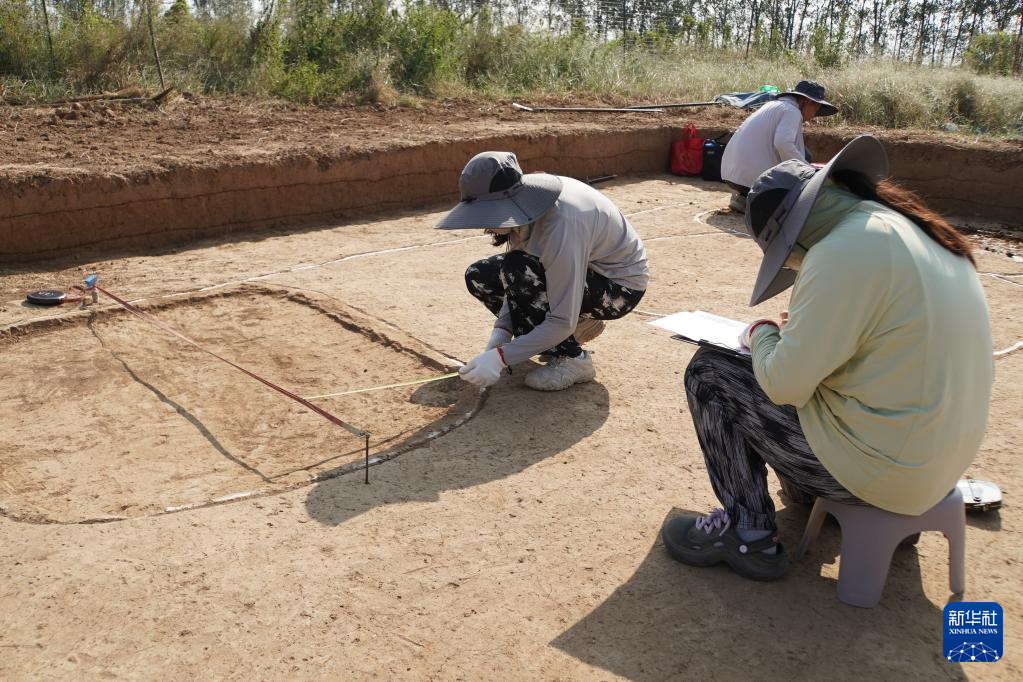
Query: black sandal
[[662, 509, 789, 581]]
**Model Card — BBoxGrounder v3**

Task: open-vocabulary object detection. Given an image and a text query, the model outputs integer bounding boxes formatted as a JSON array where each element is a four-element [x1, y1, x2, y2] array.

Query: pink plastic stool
[[796, 488, 966, 608]]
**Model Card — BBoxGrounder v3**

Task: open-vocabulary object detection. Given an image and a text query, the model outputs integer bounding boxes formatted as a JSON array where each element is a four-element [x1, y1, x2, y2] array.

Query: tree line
[[456, 0, 1020, 69], [2, 0, 1021, 88]]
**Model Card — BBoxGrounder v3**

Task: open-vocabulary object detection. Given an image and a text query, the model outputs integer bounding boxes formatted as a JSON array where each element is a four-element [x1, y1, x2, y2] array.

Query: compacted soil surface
[[0, 169, 1020, 679]]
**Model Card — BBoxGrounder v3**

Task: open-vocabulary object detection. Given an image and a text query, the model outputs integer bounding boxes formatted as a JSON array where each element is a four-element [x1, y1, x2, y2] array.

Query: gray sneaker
[[728, 193, 747, 213]]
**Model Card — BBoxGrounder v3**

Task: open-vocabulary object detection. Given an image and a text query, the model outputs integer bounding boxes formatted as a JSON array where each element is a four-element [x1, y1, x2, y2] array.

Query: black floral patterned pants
[[464, 251, 645, 358]]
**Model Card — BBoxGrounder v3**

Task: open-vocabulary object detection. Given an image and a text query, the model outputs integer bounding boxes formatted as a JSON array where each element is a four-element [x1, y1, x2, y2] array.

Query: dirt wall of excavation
[[803, 132, 1022, 225], [1, 125, 1020, 261]]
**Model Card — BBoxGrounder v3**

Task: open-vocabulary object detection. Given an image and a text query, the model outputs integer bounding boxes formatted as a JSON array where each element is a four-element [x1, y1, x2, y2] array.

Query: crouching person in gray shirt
[[436, 151, 649, 391], [720, 80, 837, 213]]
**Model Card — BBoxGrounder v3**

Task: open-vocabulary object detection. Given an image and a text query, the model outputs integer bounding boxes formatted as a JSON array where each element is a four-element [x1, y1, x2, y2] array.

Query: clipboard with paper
[[649, 310, 751, 358]]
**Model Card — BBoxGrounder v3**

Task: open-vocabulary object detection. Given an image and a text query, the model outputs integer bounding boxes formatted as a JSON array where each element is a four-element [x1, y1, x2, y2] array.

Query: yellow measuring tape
[[304, 372, 460, 401]]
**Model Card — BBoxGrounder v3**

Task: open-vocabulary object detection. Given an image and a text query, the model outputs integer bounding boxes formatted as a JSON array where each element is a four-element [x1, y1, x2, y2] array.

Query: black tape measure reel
[[25, 289, 68, 306]]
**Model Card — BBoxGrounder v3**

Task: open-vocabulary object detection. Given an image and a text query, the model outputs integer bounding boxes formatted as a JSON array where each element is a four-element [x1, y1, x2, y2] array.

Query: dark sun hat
[[435, 151, 563, 229], [745, 135, 889, 306], [780, 80, 838, 117]]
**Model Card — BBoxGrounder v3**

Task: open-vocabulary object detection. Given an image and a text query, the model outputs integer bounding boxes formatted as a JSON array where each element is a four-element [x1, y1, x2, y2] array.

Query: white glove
[[739, 318, 780, 349], [485, 326, 513, 351], [459, 348, 507, 387]]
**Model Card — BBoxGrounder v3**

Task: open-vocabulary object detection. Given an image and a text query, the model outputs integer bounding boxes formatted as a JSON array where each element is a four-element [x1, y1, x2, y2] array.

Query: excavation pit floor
[[0, 287, 477, 523], [0, 174, 1020, 679]]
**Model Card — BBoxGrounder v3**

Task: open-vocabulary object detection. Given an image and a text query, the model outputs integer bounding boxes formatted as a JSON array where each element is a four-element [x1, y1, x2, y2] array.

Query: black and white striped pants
[[684, 346, 861, 531]]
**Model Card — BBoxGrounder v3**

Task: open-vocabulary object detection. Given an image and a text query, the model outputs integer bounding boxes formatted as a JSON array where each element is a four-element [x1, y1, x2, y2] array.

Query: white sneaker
[[525, 351, 596, 391], [574, 318, 605, 345]]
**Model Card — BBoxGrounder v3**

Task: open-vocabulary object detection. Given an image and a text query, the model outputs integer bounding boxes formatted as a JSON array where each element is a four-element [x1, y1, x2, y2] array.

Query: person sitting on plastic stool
[[437, 151, 649, 392], [720, 80, 837, 213], [663, 136, 994, 581]]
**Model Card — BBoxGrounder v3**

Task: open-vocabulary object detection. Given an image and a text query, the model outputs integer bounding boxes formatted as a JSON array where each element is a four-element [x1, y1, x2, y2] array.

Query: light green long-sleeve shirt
[[750, 187, 994, 515]]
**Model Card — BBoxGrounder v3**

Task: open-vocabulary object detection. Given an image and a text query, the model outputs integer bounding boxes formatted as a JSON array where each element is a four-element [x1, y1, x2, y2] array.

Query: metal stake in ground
[[364, 435, 371, 484]]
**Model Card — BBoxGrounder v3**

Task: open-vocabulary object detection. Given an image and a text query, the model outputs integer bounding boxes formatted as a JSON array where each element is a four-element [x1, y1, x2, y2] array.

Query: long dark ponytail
[[831, 169, 976, 268]]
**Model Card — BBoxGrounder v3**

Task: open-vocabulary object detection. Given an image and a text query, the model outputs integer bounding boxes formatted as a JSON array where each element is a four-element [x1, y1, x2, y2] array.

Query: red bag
[[671, 123, 704, 176]]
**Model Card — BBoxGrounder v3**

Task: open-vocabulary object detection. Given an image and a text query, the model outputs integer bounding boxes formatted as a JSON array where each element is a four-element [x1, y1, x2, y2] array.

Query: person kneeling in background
[[437, 151, 649, 392], [663, 136, 993, 580]]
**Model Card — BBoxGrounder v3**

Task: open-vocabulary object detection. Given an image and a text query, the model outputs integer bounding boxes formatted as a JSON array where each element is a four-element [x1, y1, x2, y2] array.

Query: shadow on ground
[[966, 509, 1003, 532], [701, 208, 752, 237], [304, 368, 610, 526], [553, 506, 964, 680]]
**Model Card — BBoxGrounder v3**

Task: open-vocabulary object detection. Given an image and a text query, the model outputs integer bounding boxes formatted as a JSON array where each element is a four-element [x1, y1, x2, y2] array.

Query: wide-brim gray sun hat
[[745, 135, 889, 306], [435, 151, 563, 229], [779, 80, 838, 117]]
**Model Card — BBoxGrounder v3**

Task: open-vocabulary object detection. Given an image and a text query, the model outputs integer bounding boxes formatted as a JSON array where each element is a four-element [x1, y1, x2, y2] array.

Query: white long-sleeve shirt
[[495, 177, 648, 366], [721, 96, 806, 189]]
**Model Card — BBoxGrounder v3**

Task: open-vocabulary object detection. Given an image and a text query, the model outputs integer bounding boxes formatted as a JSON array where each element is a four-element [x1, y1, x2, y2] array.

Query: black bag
[[700, 134, 729, 182]]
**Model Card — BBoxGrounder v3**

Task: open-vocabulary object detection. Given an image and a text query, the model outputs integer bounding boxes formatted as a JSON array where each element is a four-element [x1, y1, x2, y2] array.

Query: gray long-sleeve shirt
[[720, 96, 806, 189], [496, 177, 648, 366]]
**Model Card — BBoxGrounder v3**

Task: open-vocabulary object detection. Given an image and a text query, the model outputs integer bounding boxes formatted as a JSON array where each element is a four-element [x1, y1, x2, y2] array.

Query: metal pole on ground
[[623, 101, 720, 110], [512, 102, 718, 113], [512, 102, 663, 113]]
